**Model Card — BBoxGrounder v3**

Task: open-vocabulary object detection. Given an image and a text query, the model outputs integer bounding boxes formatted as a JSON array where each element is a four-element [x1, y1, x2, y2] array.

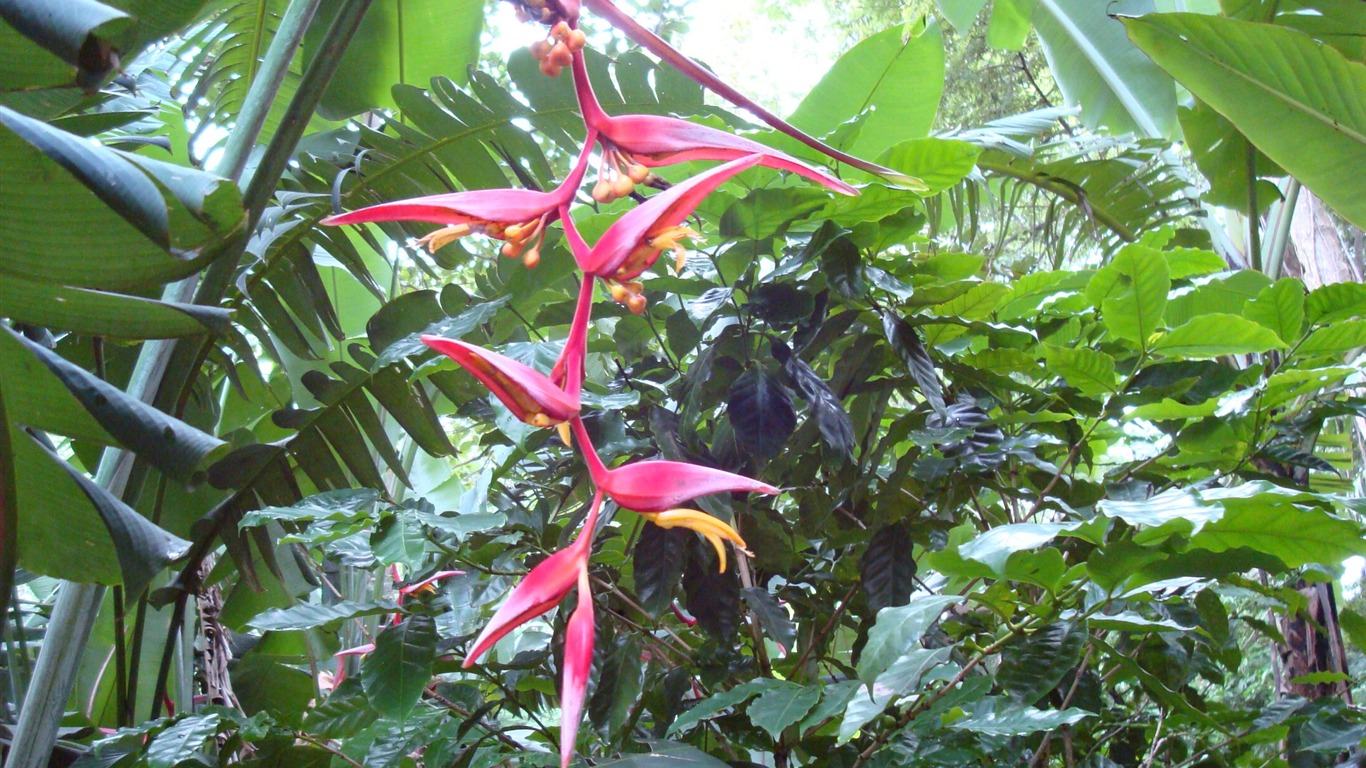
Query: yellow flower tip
[[415, 223, 473, 254], [648, 225, 700, 254], [591, 178, 614, 203], [567, 29, 587, 51], [550, 20, 571, 40], [522, 246, 541, 269], [501, 240, 523, 259], [608, 282, 631, 303], [530, 39, 553, 60], [627, 293, 647, 314], [557, 421, 573, 447], [673, 248, 689, 274]]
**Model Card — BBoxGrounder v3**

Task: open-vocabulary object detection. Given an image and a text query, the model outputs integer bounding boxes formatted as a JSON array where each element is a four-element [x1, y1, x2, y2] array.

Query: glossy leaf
[[1243, 278, 1306, 344], [879, 138, 982, 195], [1087, 243, 1170, 349], [728, 367, 797, 461], [861, 523, 917, 614], [304, 678, 380, 739], [362, 615, 438, 719], [248, 600, 401, 632], [998, 621, 1086, 705], [1152, 314, 1287, 358], [748, 682, 821, 741], [882, 312, 946, 416], [742, 587, 797, 652], [1045, 345, 1117, 396], [858, 595, 963, 685]]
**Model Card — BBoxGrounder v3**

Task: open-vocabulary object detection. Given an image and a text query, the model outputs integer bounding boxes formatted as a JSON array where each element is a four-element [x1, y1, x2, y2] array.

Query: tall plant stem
[[1260, 179, 1301, 281]]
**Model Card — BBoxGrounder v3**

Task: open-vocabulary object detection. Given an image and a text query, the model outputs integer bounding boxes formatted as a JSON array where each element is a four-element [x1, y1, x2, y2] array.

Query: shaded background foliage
[[0, 0, 1364, 766]]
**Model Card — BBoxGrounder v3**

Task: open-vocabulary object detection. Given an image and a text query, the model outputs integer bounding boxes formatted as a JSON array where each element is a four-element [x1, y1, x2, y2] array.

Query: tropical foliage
[[0, 0, 1363, 767]]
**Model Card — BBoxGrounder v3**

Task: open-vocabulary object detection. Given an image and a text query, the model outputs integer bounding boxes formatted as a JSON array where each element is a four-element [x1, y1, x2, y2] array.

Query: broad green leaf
[[1124, 13, 1366, 227], [719, 187, 827, 240], [1190, 493, 1366, 567], [0, 0, 131, 90], [1163, 247, 1229, 280], [788, 20, 945, 160], [248, 600, 400, 632], [0, 106, 240, 290], [1295, 321, 1366, 356], [1126, 397, 1219, 422], [1034, 0, 1177, 137], [1152, 314, 1287, 358], [1305, 282, 1366, 324], [1096, 488, 1222, 540], [948, 697, 1093, 735], [372, 516, 427, 570], [0, 327, 110, 443], [595, 742, 730, 767], [879, 138, 982, 195], [858, 595, 963, 685], [362, 615, 437, 719], [1045, 345, 1116, 396], [1165, 270, 1271, 327], [1087, 244, 1170, 349], [748, 682, 821, 741], [988, 0, 1036, 50], [0, 385, 15, 627], [1244, 278, 1306, 344], [933, 523, 1074, 578], [1179, 99, 1284, 211], [309, 0, 485, 120], [938, 0, 988, 32]]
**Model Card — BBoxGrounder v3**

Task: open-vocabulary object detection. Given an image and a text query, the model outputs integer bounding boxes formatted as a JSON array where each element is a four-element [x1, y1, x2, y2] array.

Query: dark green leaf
[[861, 523, 917, 614], [858, 595, 963, 685], [683, 542, 740, 640], [728, 367, 796, 461], [304, 678, 379, 739], [0, 0, 132, 89], [747, 283, 815, 325], [882, 312, 945, 416], [633, 523, 688, 618], [997, 621, 1086, 705], [748, 682, 821, 741], [777, 342, 855, 459], [742, 587, 797, 652], [0, 384, 13, 635], [144, 713, 221, 768]]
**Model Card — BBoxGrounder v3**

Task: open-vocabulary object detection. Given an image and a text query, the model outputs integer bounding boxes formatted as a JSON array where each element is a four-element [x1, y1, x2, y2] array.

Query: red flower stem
[[570, 416, 610, 486]]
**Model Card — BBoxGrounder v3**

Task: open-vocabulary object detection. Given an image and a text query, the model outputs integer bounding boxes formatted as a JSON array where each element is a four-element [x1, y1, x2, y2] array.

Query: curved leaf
[[361, 614, 437, 718], [1124, 13, 1366, 227], [728, 367, 796, 461], [998, 621, 1086, 705], [248, 599, 400, 632], [0, 383, 15, 635], [0, 0, 131, 90], [861, 523, 917, 614], [1153, 313, 1287, 358], [0, 274, 231, 338], [1087, 243, 1169, 349]]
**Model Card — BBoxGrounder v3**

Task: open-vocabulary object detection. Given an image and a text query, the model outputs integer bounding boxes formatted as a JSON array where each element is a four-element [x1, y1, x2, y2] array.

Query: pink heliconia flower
[[569, 51, 857, 202], [422, 275, 595, 435], [463, 493, 601, 666], [563, 155, 763, 312], [559, 569, 595, 768], [574, 0, 926, 192], [322, 135, 597, 268], [570, 417, 778, 512]]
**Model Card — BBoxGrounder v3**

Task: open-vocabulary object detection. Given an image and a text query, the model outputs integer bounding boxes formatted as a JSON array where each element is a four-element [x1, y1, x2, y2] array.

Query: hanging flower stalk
[[322, 1, 910, 762]]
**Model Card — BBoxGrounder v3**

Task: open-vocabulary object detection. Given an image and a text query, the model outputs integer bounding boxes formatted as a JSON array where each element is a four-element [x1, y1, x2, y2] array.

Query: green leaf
[[719, 187, 827, 240], [248, 600, 400, 632], [0, 106, 242, 289], [668, 680, 767, 735], [938, 0, 988, 32], [145, 714, 221, 768], [1152, 313, 1287, 358], [1165, 270, 1271, 327], [883, 312, 946, 415], [0, 274, 231, 338], [728, 367, 796, 461], [987, 0, 1035, 50], [1295, 320, 1366, 356], [372, 516, 426, 570], [998, 622, 1086, 705], [1189, 491, 1366, 567], [5, 327, 226, 479], [594, 741, 730, 767], [1179, 99, 1284, 211], [932, 523, 1073, 578], [748, 682, 821, 741], [0, 385, 15, 639], [11, 429, 119, 583], [309, 0, 485, 120], [1340, 608, 1366, 654], [0, 0, 132, 90], [1305, 282, 1366, 324], [947, 697, 1093, 735], [858, 595, 963, 685], [1244, 278, 1306, 344], [1163, 247, 1229, 280], [362, 615, 437, 719], [742, 587, 797, 652], [879, 138, 982, 195], [31, 436, 189, 596], [1034, 0, 1177, 137], [1124, 13, 1366, 227], [1087, 243, 1170, 349], [788, 20, 945, 160], [1045, 345, 1116, 396], [304, 678, 379, 739]]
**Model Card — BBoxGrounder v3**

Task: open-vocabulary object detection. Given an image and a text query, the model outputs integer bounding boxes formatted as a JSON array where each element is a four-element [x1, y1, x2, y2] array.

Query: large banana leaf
[[1125, 13, 1366, 228], [1033, 0, 1176, 138]]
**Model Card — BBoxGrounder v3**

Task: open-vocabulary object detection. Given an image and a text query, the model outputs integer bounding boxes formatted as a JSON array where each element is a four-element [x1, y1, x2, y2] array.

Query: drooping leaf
[[1178, 98, 1284, 211], [1295, 321, 1366, 357], [0, 0, 132, 90], [947, 697, 1093, 735], [1305, 282, 1366, 324], [879, 138, 982, 195], [633, 523, 688, 617], [861, 523, 917, 614], [1124, 13, 1366, 227], [0, 274, 231, 338], [667, 680, 768, 735], [361, 614, 437, 719], [775, 341, 855, 459], [742, 587, 797, 652], [683, 542, 740, 640], [728, 367, 797, 461], [882, 313, 946, 416]]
